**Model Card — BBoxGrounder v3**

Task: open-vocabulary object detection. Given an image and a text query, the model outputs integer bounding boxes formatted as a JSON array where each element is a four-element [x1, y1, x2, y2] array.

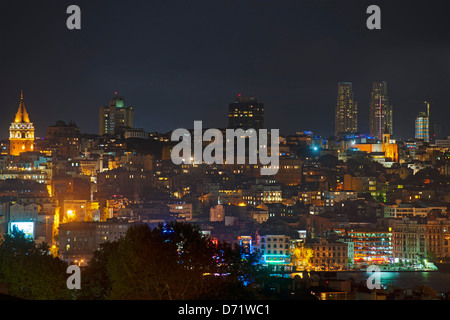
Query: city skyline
[[3, 0, 450, 304], [1, 0, 450, 140], [0, 82, 442, 143]]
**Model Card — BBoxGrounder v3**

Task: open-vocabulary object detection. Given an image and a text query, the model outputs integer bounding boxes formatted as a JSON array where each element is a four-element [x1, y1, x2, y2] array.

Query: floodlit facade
[[9, 91, 35, 156], [392, 218, 427, 266], [257, 235, 290, 265], [308, 238, 349, 271], [348, 230, 393, 264], [415, 111, 429, 142]]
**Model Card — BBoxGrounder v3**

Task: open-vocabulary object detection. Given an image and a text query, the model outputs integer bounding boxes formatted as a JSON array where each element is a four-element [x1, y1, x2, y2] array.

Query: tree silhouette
[[79, 240, 119, 300], [83, 221, 267, 300], [0, 230, 71, 299]]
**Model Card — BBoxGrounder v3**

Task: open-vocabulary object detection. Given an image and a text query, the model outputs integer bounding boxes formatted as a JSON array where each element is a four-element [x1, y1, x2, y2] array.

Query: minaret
[[9, 91, 35, 156]]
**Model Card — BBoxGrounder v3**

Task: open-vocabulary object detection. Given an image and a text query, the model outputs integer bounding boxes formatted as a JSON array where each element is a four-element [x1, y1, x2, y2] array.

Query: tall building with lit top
[[9, 91, 35, 156], [415, 112, 429, 142], [415, 102, 430, 142], [369, 81, 393, 139], [99, 92, 134, 135], [228, 95, 264, 130], [335, 82, 358, 136]]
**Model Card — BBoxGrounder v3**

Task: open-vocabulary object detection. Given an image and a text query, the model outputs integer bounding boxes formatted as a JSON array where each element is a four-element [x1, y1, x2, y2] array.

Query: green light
[[263, 254, 289, 264]]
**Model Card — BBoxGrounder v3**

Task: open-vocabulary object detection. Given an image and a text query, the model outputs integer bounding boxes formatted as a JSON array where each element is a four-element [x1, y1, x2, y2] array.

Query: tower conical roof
[[14, 91, 30, 123]]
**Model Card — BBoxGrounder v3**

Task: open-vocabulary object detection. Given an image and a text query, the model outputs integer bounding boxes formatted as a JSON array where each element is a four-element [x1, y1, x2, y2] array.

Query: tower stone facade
[[9, 91, 35, 156]]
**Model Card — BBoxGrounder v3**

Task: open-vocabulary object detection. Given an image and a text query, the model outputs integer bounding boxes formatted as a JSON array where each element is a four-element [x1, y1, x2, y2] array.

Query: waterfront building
[[337, 237, 354, 265], [391, 216, 450, 267], [290, 241, 314, 271], [392, 218, 427, 266], [426, 217, 450, 262], [257, 234, 290, 265], [307, 238, 348, 270], [348, 229, 393, 264]]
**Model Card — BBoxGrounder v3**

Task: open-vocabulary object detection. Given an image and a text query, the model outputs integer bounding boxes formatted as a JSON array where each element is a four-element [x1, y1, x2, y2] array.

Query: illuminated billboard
[[10, 222, 34, 239]]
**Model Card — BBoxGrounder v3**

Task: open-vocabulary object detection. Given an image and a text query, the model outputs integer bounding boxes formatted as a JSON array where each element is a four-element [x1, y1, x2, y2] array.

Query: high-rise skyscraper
[[415, 112, 429, 142], [99, 92, 134, 136], [369, 81, 393, 139], [415, 101, 430, 142], [9, 91, 35, 156], [228, 95, 264, 130], [335, 82, 358, 136]]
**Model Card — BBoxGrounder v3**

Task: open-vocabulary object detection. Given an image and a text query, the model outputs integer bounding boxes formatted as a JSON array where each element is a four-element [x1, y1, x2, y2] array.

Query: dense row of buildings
[[0, 89, 450, 277]]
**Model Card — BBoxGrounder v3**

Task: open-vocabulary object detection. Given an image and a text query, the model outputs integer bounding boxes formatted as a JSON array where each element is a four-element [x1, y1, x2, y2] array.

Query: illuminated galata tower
[[9, 91, 35, 156]]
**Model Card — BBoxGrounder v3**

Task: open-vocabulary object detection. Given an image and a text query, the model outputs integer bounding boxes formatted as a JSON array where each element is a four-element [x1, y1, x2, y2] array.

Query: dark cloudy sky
[[1, 0, 450, 140]]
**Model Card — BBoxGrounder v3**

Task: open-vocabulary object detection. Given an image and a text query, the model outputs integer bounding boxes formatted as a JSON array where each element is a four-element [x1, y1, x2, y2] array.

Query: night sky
[[1, 0, 450, 140]]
